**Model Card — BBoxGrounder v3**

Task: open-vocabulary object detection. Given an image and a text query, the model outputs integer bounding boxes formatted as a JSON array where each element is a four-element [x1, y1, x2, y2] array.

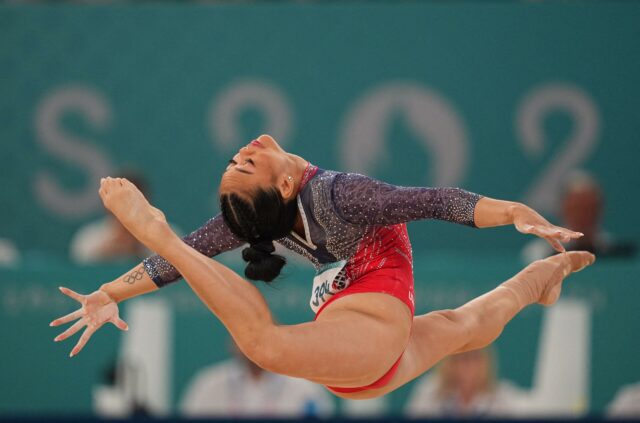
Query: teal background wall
[[1, 1, 639, 255], [1, 0, 639, 417]]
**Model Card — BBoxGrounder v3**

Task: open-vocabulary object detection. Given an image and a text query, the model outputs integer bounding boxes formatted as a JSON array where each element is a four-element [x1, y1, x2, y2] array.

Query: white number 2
[[516, 83, 600, 214]]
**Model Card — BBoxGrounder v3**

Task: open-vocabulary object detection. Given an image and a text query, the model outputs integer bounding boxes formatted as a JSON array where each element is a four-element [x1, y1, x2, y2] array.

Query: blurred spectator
[[607, 382, 640, 418], [93, 359, 151, 418], [405, 348, 528, 418], [342, 397, 388, 418], [70, 172, 151, 264], [0, 237, 20, 265], [180, 341, 335, 418], [522, 171, 635, 263]]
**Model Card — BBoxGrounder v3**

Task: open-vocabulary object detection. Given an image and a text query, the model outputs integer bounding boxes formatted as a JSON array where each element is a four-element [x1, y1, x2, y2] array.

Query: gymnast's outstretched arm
[[331, 173, 582, 251], [50, 214, 243, 354]]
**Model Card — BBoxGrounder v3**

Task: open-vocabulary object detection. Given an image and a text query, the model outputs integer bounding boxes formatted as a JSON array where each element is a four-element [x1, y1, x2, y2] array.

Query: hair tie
[[249, 240, 275, 255]]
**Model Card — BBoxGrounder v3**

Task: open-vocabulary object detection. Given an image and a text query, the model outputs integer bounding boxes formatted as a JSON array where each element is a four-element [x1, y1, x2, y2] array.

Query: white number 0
[[340, 82, 468, 187]]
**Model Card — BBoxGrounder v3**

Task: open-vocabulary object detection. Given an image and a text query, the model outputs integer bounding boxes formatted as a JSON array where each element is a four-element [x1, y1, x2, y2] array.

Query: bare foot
[[98, 177, 176, 254], [537, 251, 596, 306], [502, 251, 595, 308]]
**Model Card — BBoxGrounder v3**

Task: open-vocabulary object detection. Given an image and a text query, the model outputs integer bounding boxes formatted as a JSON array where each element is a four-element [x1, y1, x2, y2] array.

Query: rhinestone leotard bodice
[[144, 166, 482, 287]]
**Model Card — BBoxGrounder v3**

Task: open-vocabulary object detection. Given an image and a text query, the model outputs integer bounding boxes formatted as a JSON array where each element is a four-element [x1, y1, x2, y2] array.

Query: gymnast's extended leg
[[347, 250, 595, 399]]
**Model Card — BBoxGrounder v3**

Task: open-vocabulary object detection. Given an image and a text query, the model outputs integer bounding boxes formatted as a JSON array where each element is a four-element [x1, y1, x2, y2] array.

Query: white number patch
[[310, 261, 350, 313]]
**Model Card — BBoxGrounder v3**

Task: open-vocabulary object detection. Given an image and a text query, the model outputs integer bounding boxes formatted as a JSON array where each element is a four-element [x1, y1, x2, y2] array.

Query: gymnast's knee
[[435, 309, 479, 336], [236, 327, 284, 372]]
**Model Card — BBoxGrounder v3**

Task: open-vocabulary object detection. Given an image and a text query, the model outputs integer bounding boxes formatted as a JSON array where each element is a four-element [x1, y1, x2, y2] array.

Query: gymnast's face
[[219, 134, 294, 200]]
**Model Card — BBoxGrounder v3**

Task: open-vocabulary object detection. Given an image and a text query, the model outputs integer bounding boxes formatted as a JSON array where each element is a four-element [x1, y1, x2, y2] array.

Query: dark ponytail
[[220, 188, 298, 282], [241, 240, 285, 282]]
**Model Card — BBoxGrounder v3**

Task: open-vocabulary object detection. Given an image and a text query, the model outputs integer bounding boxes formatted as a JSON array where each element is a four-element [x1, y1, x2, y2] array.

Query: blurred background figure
[[70, 171, 151, 264], [93, 299, 172, 418], [0, 237, 20, 266], [405, 347, 527, 418], [93, 359, 151, 418], [607, 382, 640, 418], [180, 339, 335, 418], [522, 171, 635, 263], [341, 397, 389, 418]]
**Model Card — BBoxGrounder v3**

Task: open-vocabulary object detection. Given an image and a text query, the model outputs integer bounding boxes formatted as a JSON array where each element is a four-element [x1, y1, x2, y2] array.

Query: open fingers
[[562, 228, 583, 239], [555, 230, 572, 244], [110, 316, 129, 332], [50, 309, 83, 327], [54, 319, 86, 342], [525, 226, 562, 248], [70, 325, 97, 357], [548, 226, 582, 241], [551, 228, 578, 243], [516, 223, 534, 234], [59, 287, 84, 303], [535, 226, 578, 245]]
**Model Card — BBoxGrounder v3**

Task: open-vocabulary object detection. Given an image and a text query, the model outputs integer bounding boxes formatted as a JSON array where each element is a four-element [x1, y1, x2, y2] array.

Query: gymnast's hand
[[50, 287, 128, 357], [474, 198, 582, 252], [512, 205, 582, 253]]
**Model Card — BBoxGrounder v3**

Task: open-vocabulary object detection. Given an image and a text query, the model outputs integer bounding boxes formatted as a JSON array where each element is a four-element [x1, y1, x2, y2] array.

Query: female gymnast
[[51, 134, 594, 399]]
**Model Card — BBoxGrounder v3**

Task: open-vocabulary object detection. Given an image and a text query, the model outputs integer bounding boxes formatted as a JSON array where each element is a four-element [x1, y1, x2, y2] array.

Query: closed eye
[[227, 159, 254, 166], [226, 158, 254, 174]]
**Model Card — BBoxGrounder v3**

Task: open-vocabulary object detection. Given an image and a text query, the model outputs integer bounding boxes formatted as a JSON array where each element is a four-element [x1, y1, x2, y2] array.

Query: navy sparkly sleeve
[[331, 173, 482, 227], [143, 214, 244, 287]]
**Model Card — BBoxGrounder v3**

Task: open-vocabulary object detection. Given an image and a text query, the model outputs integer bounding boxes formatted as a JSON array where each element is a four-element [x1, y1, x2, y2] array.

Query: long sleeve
[[331, 173, 482, 227], [143, 214, 244, 287]]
